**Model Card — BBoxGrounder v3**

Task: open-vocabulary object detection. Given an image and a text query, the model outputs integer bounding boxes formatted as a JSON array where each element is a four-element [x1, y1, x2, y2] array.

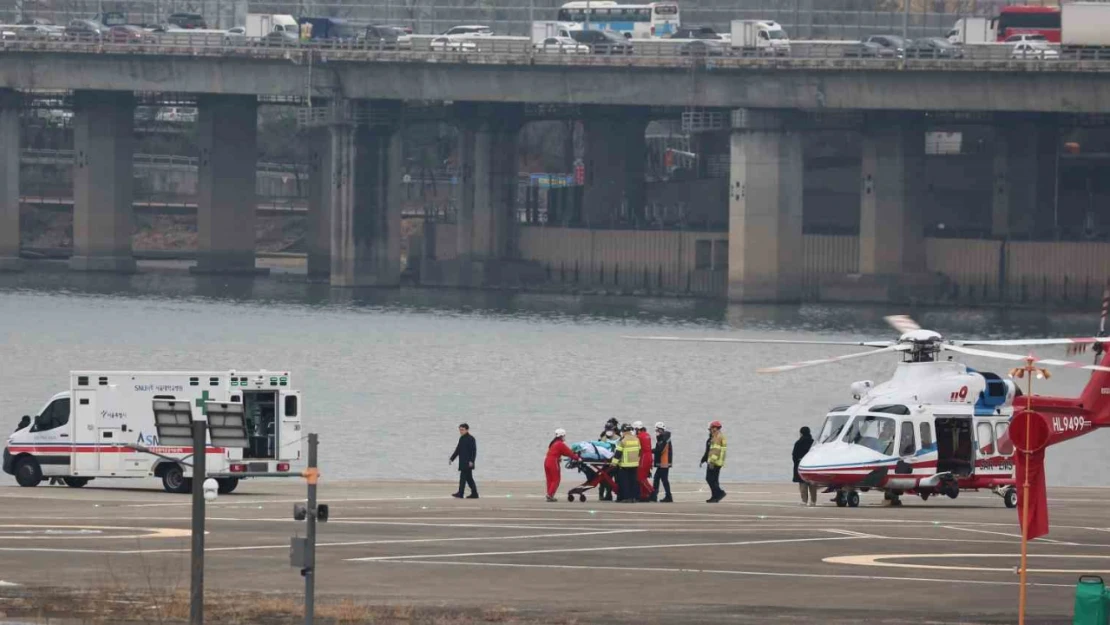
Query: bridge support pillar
[[727, 109, 804, 303], [306, 128, 332, 281], [329, 100, 403, 288], [847, 115, 942, 301], [991, 124, 1039, 240], [0, 90, 21, 271], [582, 108, 648, 226], [859, 118, 926, 276], [70, 90, 136, 273], [193, 94, 263, 275], [422, 104, 542, 288]]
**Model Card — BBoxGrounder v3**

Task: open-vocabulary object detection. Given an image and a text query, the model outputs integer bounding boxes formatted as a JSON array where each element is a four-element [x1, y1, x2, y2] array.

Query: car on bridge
[[843, 34, 906, 58], [441, 25, 493, 38], [258, 30, 299, 47], [167, 12, 207, 29], [904, 37, 964, 59], [359, 25, 412, 50], [669, 25, 723, 40], [1011, 40, 1059, 60], [568, 29, 634, 54], [430, 36, 478, 52], [106, 24, 155, 43], [14, 24, 64, 40], [62, 19, 108, 41], [534, 36, 590, 54]]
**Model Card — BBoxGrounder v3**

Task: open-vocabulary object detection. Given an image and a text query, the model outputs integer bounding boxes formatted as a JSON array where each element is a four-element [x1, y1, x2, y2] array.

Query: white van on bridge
[[3, 370, 303, 493]]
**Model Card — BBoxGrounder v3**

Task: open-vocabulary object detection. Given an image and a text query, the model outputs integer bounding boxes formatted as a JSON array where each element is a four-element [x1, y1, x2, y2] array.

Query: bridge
[[0, 36, 1106, 300]]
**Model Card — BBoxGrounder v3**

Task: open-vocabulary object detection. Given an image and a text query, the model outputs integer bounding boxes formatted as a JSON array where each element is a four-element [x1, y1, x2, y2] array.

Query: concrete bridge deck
[[0, 479, 1100, 623], [2, 40, 1110, 112]]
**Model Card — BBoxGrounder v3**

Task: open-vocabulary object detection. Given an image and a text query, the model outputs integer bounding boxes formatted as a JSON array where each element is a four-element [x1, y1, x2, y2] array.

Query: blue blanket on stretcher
[[571, 440, 615, 461]]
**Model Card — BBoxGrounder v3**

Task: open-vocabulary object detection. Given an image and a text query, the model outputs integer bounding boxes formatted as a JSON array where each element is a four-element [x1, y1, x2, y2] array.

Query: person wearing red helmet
[[633, 421, 654, 501], [544, 428, 580, 502], [699, 420, 727, 502]]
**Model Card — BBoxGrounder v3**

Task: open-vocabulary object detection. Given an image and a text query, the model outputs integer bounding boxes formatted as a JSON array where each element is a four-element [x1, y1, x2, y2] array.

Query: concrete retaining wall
[[421, 224, 1110, 303]]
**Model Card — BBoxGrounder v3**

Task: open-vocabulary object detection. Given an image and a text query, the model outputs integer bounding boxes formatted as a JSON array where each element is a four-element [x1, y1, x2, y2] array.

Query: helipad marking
[[0, 580, 17, 587], [824, 553, 1110, 574], [0, 525, 191, 541]]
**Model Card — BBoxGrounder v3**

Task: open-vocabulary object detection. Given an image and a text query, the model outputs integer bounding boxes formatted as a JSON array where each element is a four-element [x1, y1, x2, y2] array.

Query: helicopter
[[631, 310, 1110, 508]]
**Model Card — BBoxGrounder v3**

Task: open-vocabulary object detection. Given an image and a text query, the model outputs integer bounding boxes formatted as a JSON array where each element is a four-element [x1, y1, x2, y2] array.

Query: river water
[[0, 269, 1105, 486]]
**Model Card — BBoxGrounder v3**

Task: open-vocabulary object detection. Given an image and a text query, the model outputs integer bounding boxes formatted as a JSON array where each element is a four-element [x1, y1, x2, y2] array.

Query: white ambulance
[[3, 371, 303, 493]]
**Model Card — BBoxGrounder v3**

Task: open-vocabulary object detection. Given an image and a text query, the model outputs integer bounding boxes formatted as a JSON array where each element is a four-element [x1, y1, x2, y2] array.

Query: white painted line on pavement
[[347, 533, 861, 562], [825, 553, 1110, 575], [0, 529, 639, 555], [0, 580, 18, 587], [383, 560, 1074, 589]]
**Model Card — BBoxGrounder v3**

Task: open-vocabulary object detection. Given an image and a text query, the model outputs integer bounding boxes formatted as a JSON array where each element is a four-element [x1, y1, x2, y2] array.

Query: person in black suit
[[449, 423, 478, 499]]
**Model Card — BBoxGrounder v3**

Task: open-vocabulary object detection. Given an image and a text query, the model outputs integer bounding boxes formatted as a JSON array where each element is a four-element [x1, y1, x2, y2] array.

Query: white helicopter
[[632, 313, 1110, 507]]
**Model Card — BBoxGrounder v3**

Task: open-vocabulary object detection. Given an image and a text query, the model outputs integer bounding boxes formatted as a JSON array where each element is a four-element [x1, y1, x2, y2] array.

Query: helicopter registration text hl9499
[[629, 314, 1110, 508]]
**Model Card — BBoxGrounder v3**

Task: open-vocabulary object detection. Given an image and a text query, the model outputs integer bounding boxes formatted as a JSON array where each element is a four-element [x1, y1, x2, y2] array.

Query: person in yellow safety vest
[[610, 423, 641, 503], [699, 420, 727, 503]]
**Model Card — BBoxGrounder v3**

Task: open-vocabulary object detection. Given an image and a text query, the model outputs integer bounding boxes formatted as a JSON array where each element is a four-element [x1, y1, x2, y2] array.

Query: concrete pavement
[[0, 478, 1102, 623]]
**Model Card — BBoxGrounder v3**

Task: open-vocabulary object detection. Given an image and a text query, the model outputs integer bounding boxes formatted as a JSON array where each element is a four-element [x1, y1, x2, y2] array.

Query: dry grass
[[0, 586, 583, 625]]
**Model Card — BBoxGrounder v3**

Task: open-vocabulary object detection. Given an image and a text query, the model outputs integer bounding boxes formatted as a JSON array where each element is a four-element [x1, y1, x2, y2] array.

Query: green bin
[[1073, 575, 1107, 625]]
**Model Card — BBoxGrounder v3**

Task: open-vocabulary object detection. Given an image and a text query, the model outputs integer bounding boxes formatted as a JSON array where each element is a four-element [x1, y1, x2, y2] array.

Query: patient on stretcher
[[570, 440, 615, 461]]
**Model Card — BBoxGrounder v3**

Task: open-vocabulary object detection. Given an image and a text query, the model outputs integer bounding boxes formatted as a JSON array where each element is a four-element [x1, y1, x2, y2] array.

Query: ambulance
[[3, 371, 303, 493]]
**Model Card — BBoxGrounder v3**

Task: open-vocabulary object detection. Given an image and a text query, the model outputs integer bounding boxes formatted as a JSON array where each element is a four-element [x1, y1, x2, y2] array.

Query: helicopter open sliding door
[[935, 416, 974, 477]]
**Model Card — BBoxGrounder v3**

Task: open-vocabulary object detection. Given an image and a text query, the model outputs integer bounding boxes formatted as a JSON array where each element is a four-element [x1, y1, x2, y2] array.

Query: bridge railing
[[6, 31, 1110, 66]]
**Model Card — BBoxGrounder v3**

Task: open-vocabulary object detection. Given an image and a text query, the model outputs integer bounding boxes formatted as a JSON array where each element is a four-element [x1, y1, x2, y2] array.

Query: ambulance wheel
[[834, 491, 847, 507], [14, 457, 42, 488], [216, 478, 239, 494], [63, 477, 90, 488], [161, 464, 190, 494], [1004, 488, 1018, 509], [847, 491, 860, 508]]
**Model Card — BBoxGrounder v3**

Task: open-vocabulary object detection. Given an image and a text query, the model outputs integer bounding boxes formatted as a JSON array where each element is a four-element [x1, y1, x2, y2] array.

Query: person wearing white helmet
[[544, 427, 580, 502], [651, 422, 673, 502], [634, 421, 654, 501]]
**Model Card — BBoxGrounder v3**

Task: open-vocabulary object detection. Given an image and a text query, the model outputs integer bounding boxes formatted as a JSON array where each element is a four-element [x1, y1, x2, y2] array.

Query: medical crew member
[[611, 424, 641, 503], [651, 422, 673, 502], [700, 420, 727, 502], [633, 421, 654, 501], [544, 428, 580, 502]]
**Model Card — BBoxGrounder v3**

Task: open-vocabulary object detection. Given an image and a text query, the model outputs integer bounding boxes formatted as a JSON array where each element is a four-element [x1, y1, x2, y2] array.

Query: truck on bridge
[[244, 13, 298, 38], [1062, 2, 1110, 59]]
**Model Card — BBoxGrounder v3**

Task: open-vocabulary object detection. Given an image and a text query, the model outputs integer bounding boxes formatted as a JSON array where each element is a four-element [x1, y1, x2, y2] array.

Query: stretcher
[[564, 459, 619, 502]]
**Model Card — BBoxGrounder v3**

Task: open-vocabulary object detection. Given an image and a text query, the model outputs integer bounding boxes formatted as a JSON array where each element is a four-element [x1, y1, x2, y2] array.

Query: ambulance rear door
[[278, 389, 302, 462]]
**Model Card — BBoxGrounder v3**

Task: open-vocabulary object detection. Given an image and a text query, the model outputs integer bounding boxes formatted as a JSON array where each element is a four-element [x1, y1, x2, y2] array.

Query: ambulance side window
[[31, 398, 71, 432], [284, 395, 298, 417]]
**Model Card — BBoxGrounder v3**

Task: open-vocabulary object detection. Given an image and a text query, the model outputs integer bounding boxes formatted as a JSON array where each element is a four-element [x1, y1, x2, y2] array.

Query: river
[[0, 269, 1105, 487]]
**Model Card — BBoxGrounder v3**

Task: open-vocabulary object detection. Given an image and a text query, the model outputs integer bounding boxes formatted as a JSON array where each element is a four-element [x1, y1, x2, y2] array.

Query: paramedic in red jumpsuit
[[634, 421, 654, 501], [545, 428, 581, 502]]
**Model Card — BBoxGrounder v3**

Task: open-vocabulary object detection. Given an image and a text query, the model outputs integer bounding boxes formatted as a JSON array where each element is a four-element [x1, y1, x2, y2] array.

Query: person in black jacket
[[450, 423, 479, 499], [597, 418, 620, 501], [650, 422, 673, 502], [793, 426, 816, 507]]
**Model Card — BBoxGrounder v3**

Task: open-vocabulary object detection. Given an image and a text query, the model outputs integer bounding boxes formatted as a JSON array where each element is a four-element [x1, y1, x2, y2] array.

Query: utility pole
[[304, 433, 318, 625], [901, 0, 910, 41], [189, 406, 208, 625]]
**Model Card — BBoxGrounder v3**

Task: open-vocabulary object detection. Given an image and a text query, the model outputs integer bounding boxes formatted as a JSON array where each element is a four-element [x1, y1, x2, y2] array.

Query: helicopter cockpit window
[[818, 414, 851, 444], [898, 420, 916, 456], [843, 415, 896, 455]]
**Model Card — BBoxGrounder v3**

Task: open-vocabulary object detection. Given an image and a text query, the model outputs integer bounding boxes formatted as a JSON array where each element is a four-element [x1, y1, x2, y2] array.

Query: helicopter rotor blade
[[884, 315, 921, 335], [758, 344, 911, 374], [941, 343, 1110, 373], [624, 336, 894, 347], [952, 337, 1110, 347]]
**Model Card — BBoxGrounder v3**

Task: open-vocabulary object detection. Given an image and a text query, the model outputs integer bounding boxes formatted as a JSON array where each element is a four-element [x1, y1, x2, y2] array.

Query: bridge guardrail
[[4, 32, 1110, 68]]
